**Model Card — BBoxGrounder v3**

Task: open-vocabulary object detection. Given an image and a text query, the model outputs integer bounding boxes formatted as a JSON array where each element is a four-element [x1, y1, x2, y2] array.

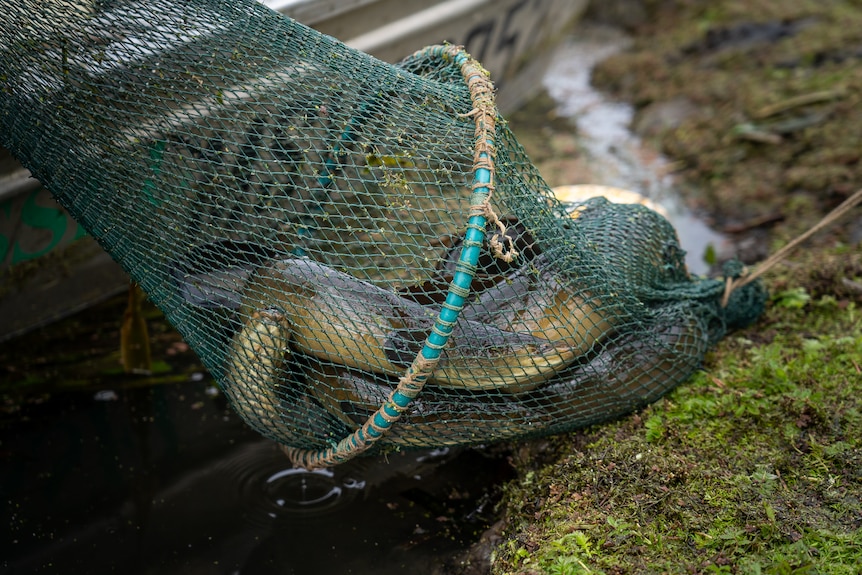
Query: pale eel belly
[[222, 309, 349, 446]]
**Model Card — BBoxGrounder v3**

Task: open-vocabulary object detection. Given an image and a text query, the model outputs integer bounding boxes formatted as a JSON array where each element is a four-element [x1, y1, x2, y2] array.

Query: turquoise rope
[[365, 157, 491, 437], [285, 45, 495, 468]]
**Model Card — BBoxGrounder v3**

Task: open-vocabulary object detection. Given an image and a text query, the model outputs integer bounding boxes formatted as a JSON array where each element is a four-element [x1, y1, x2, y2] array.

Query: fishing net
[[0, 0, 765, 468]]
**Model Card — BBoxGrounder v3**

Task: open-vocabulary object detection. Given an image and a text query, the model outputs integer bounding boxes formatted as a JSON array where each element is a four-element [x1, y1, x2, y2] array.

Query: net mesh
[[0, 0, 765, 468]]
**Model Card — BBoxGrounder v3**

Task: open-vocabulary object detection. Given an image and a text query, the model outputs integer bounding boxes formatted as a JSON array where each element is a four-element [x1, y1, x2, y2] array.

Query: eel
[[222, 308, 351, 446], [305, 358, 539, 448], [460, 252, 616, 352], [526, 303, 710, 428], [170, 239, 281, 310], [235, 258, 598, 392], [305, 302, 708, 447], [398, 215, 541, 306], [222, 309, 293, 433]]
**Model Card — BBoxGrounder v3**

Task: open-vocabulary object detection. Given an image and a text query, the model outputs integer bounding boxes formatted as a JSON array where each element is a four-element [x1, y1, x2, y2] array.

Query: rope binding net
[[0, 0, 768, 469]]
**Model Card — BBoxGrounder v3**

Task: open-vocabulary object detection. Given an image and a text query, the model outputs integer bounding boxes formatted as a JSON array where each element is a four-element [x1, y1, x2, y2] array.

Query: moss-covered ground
[[490, 271, 861, 574], [491, 1, 862, 573]]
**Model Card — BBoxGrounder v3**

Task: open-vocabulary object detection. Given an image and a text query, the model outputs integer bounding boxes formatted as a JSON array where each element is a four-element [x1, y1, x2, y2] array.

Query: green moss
[[492, 284, 861, 573]]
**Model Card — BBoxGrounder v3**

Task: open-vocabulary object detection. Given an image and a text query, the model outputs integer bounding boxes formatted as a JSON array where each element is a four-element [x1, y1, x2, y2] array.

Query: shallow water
[[542, 26, 730, 275]]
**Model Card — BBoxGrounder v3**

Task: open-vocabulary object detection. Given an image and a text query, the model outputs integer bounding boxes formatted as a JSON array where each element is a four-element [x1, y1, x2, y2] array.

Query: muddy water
[[541, 26, 730, 275]]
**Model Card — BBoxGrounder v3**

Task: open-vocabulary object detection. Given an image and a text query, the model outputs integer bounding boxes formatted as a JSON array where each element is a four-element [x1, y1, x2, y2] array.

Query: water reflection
[[543, 26, 731, 274]]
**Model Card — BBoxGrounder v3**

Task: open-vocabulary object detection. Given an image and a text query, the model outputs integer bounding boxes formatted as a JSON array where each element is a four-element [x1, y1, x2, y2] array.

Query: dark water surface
[[1, 298, 513, 575]]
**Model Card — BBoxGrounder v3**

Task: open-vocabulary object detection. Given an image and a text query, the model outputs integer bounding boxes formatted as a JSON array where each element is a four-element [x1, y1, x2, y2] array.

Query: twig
[[722, 187, 862, 306]]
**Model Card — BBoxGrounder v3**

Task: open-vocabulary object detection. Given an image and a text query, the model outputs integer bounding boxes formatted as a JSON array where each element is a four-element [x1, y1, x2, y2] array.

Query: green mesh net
[[0, 0, 765, 468]]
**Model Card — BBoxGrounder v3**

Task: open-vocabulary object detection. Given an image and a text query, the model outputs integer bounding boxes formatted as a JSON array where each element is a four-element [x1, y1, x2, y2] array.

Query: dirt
[[591, 1, 862, 237]]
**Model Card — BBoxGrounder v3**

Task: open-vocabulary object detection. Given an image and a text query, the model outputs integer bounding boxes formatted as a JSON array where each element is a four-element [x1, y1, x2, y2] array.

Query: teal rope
[[284, 45, 496, 469]]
